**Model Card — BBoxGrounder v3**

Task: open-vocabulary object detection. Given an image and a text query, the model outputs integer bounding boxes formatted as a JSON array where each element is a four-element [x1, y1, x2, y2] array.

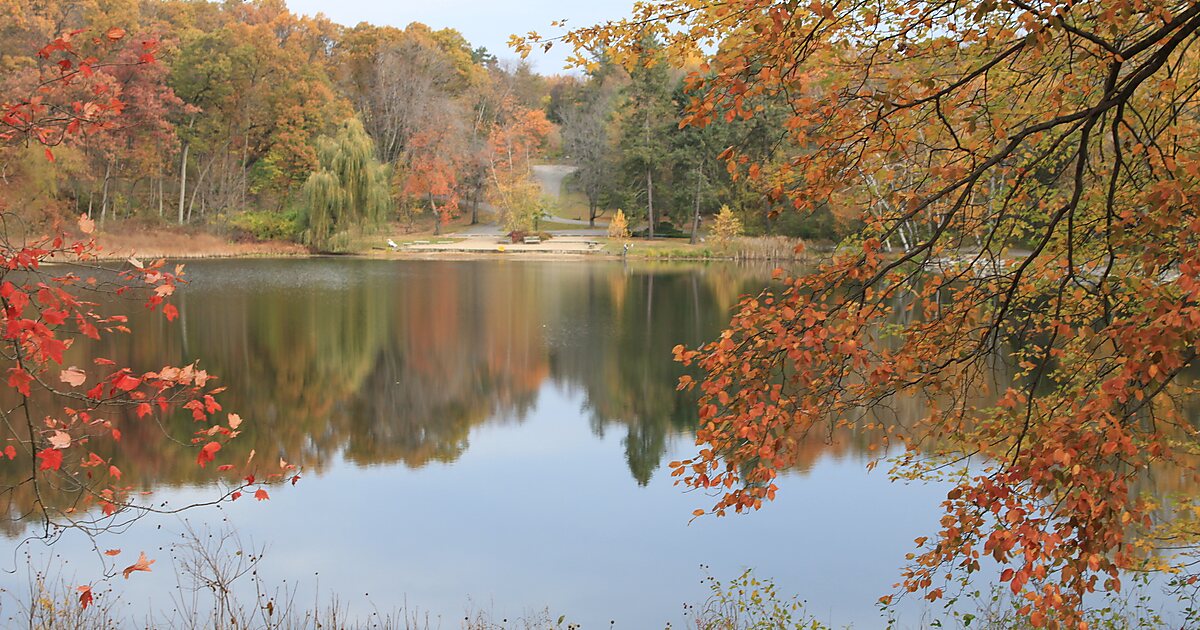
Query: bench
[[523, 236, 541, 244]]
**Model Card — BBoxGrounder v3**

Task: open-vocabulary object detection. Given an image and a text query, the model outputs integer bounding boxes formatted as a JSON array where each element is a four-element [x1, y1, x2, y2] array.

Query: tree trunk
[[690, 164, 703, 245], [588, 199, 597, 227], [177, 117, 195, 225], [241, 134, 249, 209], [646, 167, 655, 239], [99, 161, 112, 226], [430, 193, 441, 236], [188, 155, 217, 224], [177, 141, 190, 224], [470, 185, 480, 225]]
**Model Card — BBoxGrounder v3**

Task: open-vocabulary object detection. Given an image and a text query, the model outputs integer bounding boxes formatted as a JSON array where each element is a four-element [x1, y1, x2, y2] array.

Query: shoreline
[[75, 225, 812, 265]]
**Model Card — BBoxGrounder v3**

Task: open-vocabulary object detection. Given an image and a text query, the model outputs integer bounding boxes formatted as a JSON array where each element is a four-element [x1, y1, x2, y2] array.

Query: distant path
[[455, 164, 604, 235], [532, 164, 594, 226], [531, 164, 578, 199]]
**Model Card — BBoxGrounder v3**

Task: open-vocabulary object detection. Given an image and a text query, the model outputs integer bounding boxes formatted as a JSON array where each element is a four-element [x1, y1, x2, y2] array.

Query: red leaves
[[254, 488, 269, 501], [77, 585, 93, 609], [6, 368, 31, 396], [196, 441, 221, 468], [163, 303, 178, 321], [85, 382, 105, 400], [111, 371, 142, 392], [37, 448, 63, 471]]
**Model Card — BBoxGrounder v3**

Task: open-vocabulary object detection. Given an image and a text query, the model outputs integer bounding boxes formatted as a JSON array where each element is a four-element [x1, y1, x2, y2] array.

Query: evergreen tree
[[616, 38, 675, 238]]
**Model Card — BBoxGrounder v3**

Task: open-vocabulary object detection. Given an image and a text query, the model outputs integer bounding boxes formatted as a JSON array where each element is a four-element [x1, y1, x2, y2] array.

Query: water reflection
[[10, 259, 1198, 524], [3, 259, 1196, 626], [0, 259, 795, 531]]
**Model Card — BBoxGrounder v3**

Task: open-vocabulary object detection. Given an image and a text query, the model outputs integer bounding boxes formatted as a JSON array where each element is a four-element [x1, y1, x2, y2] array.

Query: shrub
[[226, 210, 301, 242]]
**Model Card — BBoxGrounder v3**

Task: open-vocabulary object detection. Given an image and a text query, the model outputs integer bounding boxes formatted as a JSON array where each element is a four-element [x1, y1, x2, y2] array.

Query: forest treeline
[[0, 0, 844, 249]]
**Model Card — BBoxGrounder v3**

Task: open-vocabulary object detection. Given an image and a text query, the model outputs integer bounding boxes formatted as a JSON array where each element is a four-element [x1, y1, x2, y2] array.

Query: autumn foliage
[[1, 29, 291, 607], [528, 0, 1200, 625]]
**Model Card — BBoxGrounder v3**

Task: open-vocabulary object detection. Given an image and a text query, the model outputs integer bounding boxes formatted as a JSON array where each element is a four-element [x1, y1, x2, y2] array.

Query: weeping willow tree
[[301, 118, 391, 249]]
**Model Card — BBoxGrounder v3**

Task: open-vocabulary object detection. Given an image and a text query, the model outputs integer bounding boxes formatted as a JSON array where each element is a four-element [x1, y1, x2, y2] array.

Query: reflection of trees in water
[[0, 259, 791, 529], [25, 258, 1194, 530], [549, 266, 737, 485], [344, 265, 544, 467], [193, 260, 780, 483]]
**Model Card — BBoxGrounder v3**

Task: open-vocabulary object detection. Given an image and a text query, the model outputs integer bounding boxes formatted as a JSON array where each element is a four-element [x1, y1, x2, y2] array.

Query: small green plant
[[687, 568, 827, 630]]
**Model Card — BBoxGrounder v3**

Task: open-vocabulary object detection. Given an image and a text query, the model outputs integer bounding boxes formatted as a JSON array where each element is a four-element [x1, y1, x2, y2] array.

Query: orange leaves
[[77, 585, 93, 609], [121, 552, 154, 579], [78, 214, 95, 235], [196, 442, 221, 468], [254, 488, 270, 501]]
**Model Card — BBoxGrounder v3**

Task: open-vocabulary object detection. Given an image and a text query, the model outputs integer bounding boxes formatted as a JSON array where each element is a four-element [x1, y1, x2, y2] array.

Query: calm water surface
[[0, 259, 959, 627]]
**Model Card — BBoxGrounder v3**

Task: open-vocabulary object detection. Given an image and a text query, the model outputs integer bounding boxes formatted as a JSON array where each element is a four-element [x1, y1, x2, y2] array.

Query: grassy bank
[[604, 236, 810, 263]]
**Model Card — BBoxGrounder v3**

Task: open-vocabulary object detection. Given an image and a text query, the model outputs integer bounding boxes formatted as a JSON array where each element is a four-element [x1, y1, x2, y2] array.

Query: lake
[[0, 258, 982, 627]]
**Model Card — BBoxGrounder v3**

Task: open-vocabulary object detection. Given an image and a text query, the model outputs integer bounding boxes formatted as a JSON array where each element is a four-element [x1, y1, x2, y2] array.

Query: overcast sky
[[284, 0, 635, 73]]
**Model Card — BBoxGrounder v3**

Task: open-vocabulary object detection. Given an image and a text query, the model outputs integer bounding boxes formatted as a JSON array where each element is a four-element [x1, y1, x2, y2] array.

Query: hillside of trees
[[0, 0, 843, 250]]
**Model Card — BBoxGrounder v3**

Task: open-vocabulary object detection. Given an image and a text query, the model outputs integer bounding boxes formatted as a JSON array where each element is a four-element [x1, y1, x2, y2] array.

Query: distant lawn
[[602, 237, 703, 257], [551, 191, 612, 225], [535, 220, 598, 231]]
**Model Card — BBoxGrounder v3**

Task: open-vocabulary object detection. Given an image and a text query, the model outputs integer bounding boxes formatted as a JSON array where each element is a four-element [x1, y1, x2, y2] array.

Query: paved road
[[531, 164, 578, 199], [456, 164, 606, 235]]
